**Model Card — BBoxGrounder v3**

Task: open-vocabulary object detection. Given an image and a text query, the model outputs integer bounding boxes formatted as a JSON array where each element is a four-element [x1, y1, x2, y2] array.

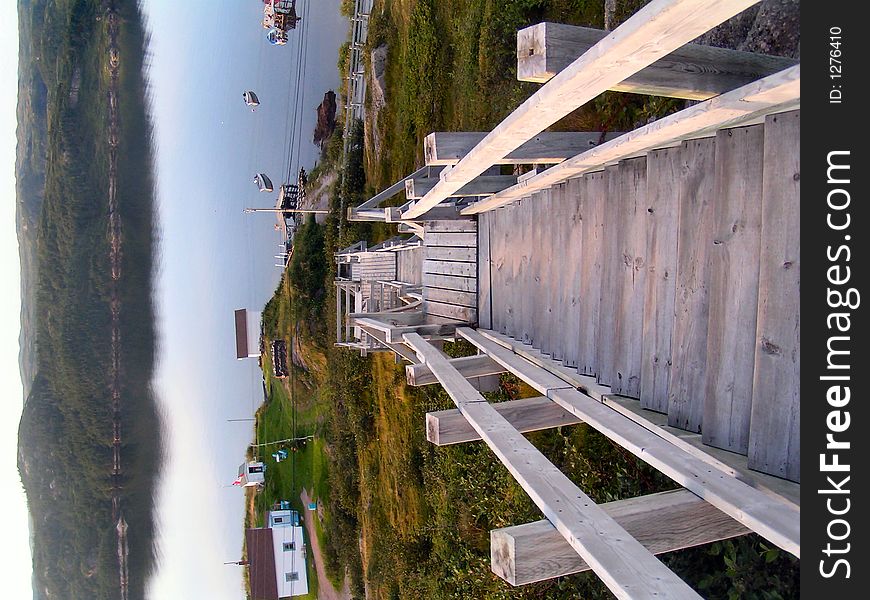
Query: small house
[[234, 309, 262, 359], [246, 509, 309, 599]]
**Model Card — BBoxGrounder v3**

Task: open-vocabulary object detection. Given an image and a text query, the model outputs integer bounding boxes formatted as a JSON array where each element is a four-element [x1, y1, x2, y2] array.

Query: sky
[[143, 1, 346, 598], [2, 0, 347, 598]]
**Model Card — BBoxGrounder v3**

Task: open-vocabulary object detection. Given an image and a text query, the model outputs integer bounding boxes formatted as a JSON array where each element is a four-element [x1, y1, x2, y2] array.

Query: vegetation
[[251, 2, 798, 599], [16, 1, 160, 598]]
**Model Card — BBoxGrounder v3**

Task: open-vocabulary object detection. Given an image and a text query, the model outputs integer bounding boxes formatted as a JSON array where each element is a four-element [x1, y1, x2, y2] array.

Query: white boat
[[253, 173, 274, 193]]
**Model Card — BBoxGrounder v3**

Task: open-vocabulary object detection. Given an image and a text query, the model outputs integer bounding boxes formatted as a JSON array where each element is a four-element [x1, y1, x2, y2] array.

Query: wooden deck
[[478, 111, 800, 483]]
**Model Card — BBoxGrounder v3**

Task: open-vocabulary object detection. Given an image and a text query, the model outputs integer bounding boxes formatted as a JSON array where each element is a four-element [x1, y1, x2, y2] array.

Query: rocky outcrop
[[313, 90, 337, 150], [366, 44, 388, 160]]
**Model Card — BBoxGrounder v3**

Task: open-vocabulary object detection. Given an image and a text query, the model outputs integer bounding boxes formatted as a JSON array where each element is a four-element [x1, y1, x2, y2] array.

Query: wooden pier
[[338, 1, 800, 596]]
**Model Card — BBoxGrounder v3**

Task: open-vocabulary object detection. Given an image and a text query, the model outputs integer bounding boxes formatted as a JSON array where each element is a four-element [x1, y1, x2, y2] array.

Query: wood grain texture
[[563, 177, 584, 368], [426, 395, 582, 445], [702, 125, 764, 453], [597, 165, 622, 386], [748, 111, 800, 481], [458, 327, 800, 557], [405, 0, 761, 218], [478, 213, 493, 330], [423, 273, 477, 293], [462, 66, 799, 215], [640, 148, 681, 412], [578, 172, 606, 376], [492, 489, 748, 585], [517, 22, 796, 98], [668, 138, 716, 433], [611, 158, 648, 398], [425, 131, 622, 165], [408, 354, 505, 386], [477, 327, 800, 508], [403, 333, 702, 600]]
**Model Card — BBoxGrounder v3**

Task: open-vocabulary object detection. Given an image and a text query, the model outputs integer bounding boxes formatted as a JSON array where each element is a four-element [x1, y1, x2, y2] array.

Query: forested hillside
[[16, 1, 161, 598]]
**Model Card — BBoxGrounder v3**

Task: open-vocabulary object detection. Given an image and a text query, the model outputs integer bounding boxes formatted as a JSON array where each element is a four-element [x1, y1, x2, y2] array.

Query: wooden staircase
[[479, 111, 800, 483]]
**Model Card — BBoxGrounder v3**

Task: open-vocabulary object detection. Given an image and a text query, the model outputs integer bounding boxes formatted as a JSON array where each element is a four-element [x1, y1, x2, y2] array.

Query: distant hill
[[15, 1, 161, 598]]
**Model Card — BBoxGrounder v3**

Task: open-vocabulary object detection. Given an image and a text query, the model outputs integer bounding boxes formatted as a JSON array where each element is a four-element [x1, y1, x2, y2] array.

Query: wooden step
[[667, 138, 717, 433], [596, 165, 622, 386], [747, 110, 800, 482], [611, 157, 648, 398], [640, 147, 681, 413], [577, 171, 606, 376], [702, 124, 765, 454]]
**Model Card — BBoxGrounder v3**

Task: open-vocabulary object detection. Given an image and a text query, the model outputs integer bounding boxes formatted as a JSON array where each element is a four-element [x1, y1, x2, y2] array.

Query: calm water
[[142, 1, 347, 597]]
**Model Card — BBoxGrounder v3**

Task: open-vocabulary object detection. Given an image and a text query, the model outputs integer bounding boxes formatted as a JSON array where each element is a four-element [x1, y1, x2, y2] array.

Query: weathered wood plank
[[517, 22, 796, 98], [668, 138, 716, 433], [426, 395, 581, 445], [525, 193, 543, 348], [408, 354, 506, 387], [611, 158, 648, 398], [553, 184, 572, 362], [403, 333, 702, 600], [424, 300, 476, 323], [748, 111, 800, 481], [423, 273, 477, 293], [597, 165, 622, 386], [408, 175, 518, 199], [405, 0, 763, 219], [702, 125, 764, 454], [492, 489, 749, 585], [504, 202, 522, 338], [422, 232, 478, 247], [542, 190, 558, 356], [640, 148, 681, 412], [425, 131, 623, 166], [461, 65, 799, 215], [478, 214, 493, 330], [423, 286, 477, 308], [424, 219, 478, 233], [423, 260, 477, 278], [423, 246, 477, 263], [457, 327, 800, 557], [477, 327, 799, 507], [563, 177, 584, 368], [518, 197, 533, 345], [577, 172, 605, 376], [357, 325, 420, 364]]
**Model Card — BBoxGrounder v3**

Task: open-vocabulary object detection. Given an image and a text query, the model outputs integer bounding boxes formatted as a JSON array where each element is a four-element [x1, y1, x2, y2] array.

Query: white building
[[246, 510, 309, 599], [234, 308, 262, 359], [236, 461, 265, 487]]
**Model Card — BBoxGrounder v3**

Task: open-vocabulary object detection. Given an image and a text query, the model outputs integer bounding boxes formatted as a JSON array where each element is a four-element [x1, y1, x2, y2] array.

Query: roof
[[246, 528, 278, 600], [234, 309, 248, 359]]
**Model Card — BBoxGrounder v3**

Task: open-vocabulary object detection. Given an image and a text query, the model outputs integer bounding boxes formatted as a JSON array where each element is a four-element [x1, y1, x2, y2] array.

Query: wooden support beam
[[463, 329, 800, 508], [424, 132, 623, 166], [352, 317, 458, 344], [492, 489, 749, 585], [402, 0, 761, 219], [456, 327, 800, 558], [402, 333, 701, 600], [517, 22, 796, 99], [405, 175, 519, 199], [462, 65, 800, 214], [407, 354, 506, 386], [357, 325, 420, 364], [426, 395, 581, 445]]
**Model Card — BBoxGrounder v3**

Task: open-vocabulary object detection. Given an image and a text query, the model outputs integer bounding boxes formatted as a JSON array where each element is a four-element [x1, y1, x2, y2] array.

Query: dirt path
[[301, 489, 352, 600]]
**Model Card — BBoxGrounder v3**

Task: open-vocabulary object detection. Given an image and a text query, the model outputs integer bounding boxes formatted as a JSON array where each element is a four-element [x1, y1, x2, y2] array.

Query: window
[[273, 517, 283, 523], [283, 542, 295, 551], [285, 572, 299, 582]]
